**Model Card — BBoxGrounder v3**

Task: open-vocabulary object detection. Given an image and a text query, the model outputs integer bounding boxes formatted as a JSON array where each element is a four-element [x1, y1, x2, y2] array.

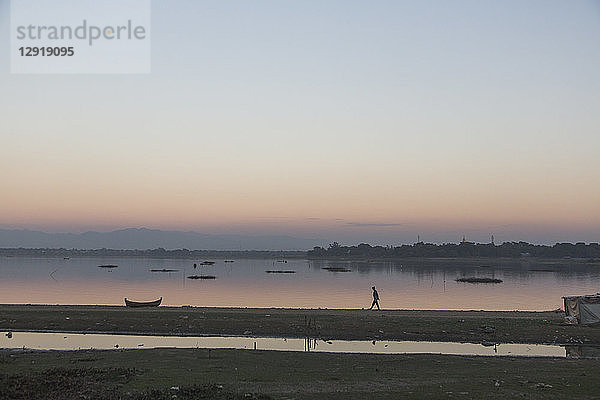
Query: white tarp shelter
[[563, 294, 600, 325]]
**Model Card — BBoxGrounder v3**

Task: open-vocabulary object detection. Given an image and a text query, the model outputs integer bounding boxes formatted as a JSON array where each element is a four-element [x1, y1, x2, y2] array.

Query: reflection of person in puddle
[[369, 286, 380, 310]]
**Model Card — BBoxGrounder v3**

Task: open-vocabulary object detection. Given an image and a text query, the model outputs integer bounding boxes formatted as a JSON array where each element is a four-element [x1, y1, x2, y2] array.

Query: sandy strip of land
[[1, 304, 598, 344]]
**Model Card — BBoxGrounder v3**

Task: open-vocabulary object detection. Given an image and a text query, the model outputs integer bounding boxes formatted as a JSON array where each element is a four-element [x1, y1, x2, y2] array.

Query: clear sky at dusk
[[1, 0, 599, 245]]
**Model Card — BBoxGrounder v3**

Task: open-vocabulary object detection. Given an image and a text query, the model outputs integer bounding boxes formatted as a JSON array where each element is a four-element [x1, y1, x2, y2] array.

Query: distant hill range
[[2, 228, 599, 258], [0, 228, 326, 251]]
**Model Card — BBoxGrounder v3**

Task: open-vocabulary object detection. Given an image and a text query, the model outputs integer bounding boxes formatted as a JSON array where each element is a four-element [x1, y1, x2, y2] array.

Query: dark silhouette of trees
[[0, 248, 306, 259], [1, 241, 599, 260], [307, 241, 600, 259]]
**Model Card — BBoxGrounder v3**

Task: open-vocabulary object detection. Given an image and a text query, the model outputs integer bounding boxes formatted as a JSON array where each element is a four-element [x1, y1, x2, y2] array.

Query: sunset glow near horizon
[[1, 0, 599, 245]]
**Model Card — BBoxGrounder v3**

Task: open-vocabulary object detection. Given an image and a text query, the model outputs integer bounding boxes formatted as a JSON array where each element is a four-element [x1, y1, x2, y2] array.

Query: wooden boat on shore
[[124, 297, 162, 307]]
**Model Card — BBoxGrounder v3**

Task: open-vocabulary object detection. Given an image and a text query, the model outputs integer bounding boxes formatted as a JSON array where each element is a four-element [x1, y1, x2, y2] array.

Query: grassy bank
[[2, 347, 600, 399], [1, 305, 599, 344]]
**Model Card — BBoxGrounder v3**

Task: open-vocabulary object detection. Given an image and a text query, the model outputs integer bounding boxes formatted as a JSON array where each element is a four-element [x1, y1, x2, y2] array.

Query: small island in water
[[456, 277, 503, 284]]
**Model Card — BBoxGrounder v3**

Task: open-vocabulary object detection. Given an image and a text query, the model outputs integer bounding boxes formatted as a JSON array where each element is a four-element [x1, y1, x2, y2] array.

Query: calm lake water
[[1, 256, 599, 310], [0, 332, 574, 358]]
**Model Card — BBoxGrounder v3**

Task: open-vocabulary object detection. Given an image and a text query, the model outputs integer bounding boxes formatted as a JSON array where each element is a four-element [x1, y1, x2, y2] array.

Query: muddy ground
[[2, 305, 600, 399], [1, 305, 598, 345], [2, 347, 600, 399]]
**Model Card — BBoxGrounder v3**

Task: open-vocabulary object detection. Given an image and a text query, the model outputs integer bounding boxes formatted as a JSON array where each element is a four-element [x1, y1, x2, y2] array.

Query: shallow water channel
[[2, 331, 597, 358]]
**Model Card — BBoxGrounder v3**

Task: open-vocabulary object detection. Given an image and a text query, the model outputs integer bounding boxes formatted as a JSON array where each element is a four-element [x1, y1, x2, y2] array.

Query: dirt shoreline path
[[1, 304, 598, 344]]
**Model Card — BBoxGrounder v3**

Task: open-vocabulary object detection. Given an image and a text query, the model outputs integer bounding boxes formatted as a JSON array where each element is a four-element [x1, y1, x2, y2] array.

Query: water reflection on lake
[[0, 331, 574, 358], [1, 256, 599, 310]]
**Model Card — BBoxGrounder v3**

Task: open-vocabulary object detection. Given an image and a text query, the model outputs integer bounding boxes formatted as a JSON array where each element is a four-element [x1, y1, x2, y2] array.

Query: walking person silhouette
[[369, 286, 380, 310]]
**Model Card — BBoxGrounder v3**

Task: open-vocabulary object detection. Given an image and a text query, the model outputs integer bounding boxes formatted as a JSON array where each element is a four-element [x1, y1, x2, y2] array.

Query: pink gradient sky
[[0, 1, 598, 244]]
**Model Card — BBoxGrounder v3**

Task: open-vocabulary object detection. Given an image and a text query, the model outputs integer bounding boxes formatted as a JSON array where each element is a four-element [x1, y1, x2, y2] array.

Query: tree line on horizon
[[1, 241, 599, 259], [308, 241, 600, 259], [0, 248, 305, 258]]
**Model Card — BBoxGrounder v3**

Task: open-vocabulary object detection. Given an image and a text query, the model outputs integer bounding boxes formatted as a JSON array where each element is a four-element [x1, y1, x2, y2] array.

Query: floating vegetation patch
[[456, 277, 503, 283], [150, 269, 179, 272], [265, 270, 296, 274], [98, 265, 118, 268], [322, 267, 352, 272], [187, 275, 216, 280]]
